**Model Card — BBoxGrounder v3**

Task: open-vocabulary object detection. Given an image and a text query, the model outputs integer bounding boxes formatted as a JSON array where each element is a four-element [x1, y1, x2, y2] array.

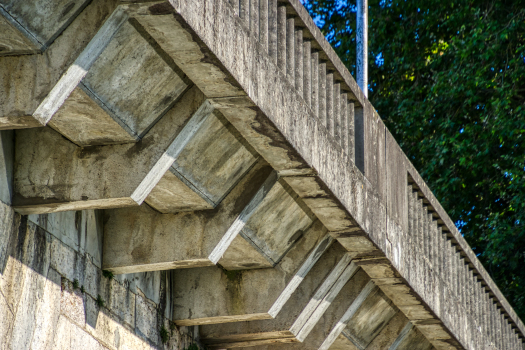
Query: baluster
[[303, 41, 311, 106], [286, 17, 295, 83], [277, 5, 287, 74], [251, 0, 259, 38], [326, 72, 333, 133], [333, 83, 340, 144], [259, 0, 268, 52], [240, 0, 249, 24], [311, 52, 319, 118], [318, 62, 326, 127], [294, 29, 303, 95], [268, 0, 278, 63], [347, 101, 355, 163]]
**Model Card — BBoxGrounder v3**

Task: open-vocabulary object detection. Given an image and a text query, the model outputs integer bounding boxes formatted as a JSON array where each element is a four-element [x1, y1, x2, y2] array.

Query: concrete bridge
[[0, 0, 523, 349]]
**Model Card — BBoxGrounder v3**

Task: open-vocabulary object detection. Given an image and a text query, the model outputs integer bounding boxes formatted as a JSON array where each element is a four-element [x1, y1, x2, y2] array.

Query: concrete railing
[[221, 0, 525, 347], [228, 0, 358, 164]]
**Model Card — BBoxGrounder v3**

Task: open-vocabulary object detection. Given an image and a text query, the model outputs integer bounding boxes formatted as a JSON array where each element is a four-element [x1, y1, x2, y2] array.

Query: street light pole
[[357, 0, 368, 97]]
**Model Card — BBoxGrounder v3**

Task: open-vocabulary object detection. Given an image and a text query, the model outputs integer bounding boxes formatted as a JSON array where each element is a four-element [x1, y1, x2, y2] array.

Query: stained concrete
[[0, 14, 36, 55], [79, 20, 189, 141], [0, 130, 13, 205], [14, 86, 247, 215], [160, 0, 525, 347], [0, 0, 89, 53], [1, 0, 523, 349], [103, 160, 275, 273], [199, 245, 373, 348], [0, 202, 200, 349], [103, 161, 315, 273], [169, 220, 328, 325], [0, 0, 119, 129]]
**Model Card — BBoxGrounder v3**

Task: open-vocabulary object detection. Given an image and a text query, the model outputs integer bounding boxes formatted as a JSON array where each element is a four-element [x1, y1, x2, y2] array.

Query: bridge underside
[[0, 0, 523, 350]]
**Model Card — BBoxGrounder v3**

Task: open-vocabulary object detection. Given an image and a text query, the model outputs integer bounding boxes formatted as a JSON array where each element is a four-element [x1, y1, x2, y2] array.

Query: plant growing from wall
[[102, 270, 114, 280], [96, 294, 105, 308], [160, 325, 169, 344]]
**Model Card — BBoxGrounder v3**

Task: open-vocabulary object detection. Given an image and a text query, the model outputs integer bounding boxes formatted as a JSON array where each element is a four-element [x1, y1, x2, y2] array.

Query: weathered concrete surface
[[0, 0, 92, 53], [0, 130, 13, 205], [150, 0, 524, 348], [318, 282, 398, 350], [168, 220, 328, 325], [0, 201, 201, 349], [199, 247, 374, 347], [14, 84, 262, 217], [12, 84, 199, 213], [0, 0, 119, 129], [162, 109, 259, 210], [0, 14, 36, 55], [49, 87, 138, 146], [102, 161, 273, 272], [144, 106, 259, 213], [80, 21, 188, 139], [219, 312, 420, 350], [1, 0, 524, 349], [103, 161, 315, 273]]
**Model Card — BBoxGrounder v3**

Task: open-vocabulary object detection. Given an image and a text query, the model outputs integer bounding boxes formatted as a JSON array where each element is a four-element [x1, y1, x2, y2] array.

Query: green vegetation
[[96, 294, 105, 308], [102, 270, 114, 280], [160, 325, 169, 344], [304, 0, 525, 319]]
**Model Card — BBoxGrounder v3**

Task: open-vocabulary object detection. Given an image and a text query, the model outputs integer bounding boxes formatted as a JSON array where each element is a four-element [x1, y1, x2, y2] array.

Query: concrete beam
[[319, 280, 397, 350], [238, 308, 410, 350], [199, 249, 371, 348], [0, 0, 118, 130], [14, 84, 259, 215], [13, 86, 202, 214], [47, 16, 192, 146], [103, 162, 316, 273], [388, 322, 433, 350], [1, 4, 192, 148], [146, 107, 258, 213], [170, 224, 331, 326], [0, 0, 91, 55]]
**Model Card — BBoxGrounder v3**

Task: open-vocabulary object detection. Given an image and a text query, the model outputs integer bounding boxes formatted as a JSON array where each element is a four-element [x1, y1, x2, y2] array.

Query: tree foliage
[[303, 0, 525, 318]]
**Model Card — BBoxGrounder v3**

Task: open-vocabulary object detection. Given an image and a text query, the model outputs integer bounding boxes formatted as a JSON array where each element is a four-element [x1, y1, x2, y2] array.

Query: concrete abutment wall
[[0, 198, 200, 349]]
